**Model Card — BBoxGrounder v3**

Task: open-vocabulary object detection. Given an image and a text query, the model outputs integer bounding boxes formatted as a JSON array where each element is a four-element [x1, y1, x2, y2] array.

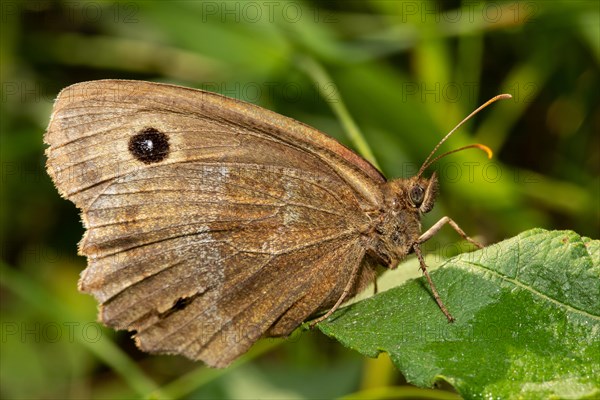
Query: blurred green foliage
[[1, 1, 598, 399]]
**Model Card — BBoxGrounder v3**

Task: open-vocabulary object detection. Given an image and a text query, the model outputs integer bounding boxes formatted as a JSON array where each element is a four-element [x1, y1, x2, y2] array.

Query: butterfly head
[[371, 95, 512, 267]]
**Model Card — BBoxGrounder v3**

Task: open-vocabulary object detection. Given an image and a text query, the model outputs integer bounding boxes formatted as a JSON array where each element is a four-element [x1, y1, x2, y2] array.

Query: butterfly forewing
[[44, 80, 384, 367]]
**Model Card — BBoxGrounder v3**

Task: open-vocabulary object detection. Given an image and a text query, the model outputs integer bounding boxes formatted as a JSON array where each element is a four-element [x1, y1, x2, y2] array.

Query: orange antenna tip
[[474, 143, 493, 159]]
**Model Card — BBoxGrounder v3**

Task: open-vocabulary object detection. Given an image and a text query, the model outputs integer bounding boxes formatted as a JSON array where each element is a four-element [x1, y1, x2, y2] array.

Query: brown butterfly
[[45, 80, 509, 367]]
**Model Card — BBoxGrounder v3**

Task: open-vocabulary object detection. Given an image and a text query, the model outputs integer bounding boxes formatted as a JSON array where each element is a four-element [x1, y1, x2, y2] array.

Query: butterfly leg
[[414, 216, 484, 323], [418, 216, 483, 249], [413, 243, 455, 322], [310, 260, 362, 327]]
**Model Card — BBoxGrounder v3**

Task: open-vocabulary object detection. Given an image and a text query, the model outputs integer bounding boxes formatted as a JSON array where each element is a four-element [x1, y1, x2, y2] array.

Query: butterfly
[[45, 80, 509, 367]]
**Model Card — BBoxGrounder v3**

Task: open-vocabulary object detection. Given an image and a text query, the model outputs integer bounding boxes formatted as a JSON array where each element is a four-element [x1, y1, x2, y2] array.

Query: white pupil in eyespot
[[143, 139, 154, 151]]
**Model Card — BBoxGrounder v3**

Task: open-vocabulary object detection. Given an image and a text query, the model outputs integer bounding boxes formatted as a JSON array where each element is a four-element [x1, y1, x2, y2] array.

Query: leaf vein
[[458, 261, 600, 321]]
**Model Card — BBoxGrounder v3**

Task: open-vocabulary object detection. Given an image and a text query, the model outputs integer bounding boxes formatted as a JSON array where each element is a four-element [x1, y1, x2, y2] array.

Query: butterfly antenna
[[417, 94, 512, 178]]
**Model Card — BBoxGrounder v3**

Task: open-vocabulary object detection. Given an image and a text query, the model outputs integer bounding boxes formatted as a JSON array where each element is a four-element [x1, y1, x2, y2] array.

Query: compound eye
[[409, 185, 425, 207]]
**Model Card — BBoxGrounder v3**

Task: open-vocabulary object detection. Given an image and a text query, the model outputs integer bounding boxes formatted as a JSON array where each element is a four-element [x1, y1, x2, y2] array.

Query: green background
[[1, 1, 598, 399]]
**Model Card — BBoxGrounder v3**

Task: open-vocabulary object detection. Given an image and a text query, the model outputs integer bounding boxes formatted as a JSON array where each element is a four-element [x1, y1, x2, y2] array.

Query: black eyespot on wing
[[128, 128, 170, 163]]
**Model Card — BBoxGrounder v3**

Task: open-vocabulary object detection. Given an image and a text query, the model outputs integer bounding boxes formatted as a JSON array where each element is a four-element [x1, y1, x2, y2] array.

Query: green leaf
[[318, 229, 600, 399]]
